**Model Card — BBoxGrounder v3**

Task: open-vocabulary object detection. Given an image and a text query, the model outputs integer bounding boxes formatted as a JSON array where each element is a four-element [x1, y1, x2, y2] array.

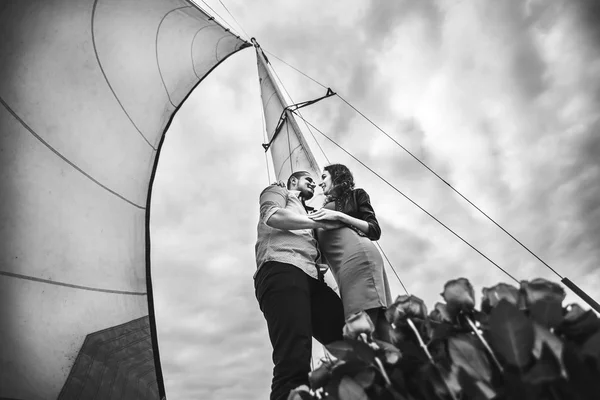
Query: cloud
[[151, 1, 600, 399]]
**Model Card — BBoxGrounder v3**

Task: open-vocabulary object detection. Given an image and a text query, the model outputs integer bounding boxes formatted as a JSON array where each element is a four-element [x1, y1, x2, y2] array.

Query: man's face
[[293, 175, 316, 200]]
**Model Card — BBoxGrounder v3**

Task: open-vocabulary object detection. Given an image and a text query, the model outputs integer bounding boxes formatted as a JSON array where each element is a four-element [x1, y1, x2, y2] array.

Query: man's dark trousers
[[255, 261, 345, 400]]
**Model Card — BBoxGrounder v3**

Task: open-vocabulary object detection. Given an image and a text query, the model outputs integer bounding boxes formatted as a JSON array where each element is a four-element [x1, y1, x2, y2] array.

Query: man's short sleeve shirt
[[255, 185, 320, 279]]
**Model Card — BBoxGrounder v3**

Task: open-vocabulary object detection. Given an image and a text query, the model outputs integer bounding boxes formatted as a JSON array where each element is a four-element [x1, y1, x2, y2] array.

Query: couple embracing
[[254, 163, 392, 400]]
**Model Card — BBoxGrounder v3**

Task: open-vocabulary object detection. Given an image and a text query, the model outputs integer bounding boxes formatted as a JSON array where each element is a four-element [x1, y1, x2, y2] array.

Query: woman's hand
[[308, 208, 343, 222]]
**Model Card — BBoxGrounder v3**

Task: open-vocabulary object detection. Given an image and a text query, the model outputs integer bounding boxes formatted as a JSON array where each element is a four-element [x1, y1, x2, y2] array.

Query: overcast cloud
[[150, 1, 600, 399]]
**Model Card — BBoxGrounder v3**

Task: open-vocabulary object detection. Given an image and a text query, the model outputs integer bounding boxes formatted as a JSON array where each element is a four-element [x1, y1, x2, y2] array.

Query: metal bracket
[[261, 88, 336, 152]]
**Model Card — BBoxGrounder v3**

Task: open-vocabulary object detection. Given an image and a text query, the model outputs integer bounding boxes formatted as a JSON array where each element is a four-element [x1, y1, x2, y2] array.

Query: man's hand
[[316, 220, 344, 230], [308, 208, 342, 222], [271, 180, 286, 188]]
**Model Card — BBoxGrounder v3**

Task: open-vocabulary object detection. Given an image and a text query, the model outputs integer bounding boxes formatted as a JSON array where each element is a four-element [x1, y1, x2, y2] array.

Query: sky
[[149, 1, 600, 399]]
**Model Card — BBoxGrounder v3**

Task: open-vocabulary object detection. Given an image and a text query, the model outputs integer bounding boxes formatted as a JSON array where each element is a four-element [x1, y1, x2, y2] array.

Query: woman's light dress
[[316, 200, 392, 319]]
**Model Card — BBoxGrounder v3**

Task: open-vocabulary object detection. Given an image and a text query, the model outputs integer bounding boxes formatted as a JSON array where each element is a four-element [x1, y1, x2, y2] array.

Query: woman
[[308, 164, 392, 340]]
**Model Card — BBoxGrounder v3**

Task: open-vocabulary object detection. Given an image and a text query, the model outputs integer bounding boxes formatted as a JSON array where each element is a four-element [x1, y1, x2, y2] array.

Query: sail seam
[[215, 35, 230, 62], [155, 6, 193, 108], [98, 350, 155, 399], [276, 144, 302, 179], [107, 355, 156, 399], [263, 91, 279, 116], [91, 336, 152, 399], [0, 270, 147, 295], [135, 366, 156, 394], [190, 25, 218, 78], [91, 0, 156, 150], [0, 97, 146, 210]]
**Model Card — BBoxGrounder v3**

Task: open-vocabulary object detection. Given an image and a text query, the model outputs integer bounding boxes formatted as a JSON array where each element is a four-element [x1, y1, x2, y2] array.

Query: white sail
[[255, 47, 322, 185], [0, 1, 248, 399]]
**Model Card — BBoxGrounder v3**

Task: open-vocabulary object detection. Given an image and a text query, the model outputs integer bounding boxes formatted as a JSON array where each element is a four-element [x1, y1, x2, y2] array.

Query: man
[[254, 170, 345, 400]]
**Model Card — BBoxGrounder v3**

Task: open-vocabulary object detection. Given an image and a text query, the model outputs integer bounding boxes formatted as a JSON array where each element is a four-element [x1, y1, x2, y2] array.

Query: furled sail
[[255, 44, 323, 192], [0, 1, 248, 399]]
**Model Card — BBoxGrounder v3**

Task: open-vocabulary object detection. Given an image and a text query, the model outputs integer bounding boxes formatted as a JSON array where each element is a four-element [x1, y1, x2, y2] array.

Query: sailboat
[[2, 1, 600, 399]]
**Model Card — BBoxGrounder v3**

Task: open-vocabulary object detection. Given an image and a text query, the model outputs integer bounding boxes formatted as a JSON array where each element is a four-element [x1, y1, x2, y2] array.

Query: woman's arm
[[268, 208, 343, 231], [260, 185, 343, 231], [307, 190, 380, 239], [335, 211, 370, 235], [353, 189, 381, 240]]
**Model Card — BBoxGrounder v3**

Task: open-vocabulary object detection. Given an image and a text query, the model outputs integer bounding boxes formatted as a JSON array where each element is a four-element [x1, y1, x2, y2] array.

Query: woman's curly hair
[[324, 163, 355, 202]]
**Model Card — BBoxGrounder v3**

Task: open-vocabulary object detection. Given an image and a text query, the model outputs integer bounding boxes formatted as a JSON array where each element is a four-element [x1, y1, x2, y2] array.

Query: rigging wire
[[376, 242, 410, 295], [191, 0, 244, 39], [293, 111, 520, 284], [262, 51, 563, 282], [264, 50, 329, 90], [335, 95, 564, 281], [216, 0, 251, 41]]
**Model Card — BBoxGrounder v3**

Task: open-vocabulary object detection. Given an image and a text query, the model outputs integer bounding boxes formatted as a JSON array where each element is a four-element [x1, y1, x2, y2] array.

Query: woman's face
[[319, 170, 333, 195]]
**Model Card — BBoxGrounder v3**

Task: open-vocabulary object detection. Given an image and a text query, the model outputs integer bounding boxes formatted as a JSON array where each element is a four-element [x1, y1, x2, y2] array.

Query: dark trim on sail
[[155, 6, 193, 108], [145, 40, 252, 400], [0, 270, 147, 295]]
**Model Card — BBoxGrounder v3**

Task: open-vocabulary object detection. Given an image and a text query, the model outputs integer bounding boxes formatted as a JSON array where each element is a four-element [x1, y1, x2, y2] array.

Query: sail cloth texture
[[0, 0, 248, 399], [256, 48, 322, 187]]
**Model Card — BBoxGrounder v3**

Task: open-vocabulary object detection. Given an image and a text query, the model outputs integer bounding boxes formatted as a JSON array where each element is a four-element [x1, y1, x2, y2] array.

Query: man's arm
[[259, 186, 342, 231], [267, 208, 340, 230]]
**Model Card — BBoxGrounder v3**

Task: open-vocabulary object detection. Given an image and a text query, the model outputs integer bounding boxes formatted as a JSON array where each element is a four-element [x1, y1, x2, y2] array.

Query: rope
[[191, 0, 244, 39], [264, 50, 328, 90], [375, 242, 410, 295], [216, 0, 251, 40], [293, 112, 520, 284]]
